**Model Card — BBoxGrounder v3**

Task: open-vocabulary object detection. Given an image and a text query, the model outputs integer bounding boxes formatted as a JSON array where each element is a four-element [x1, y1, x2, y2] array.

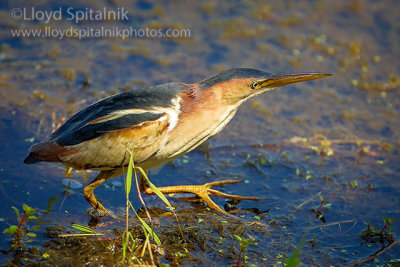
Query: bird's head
[[198, 68, 331, 106]]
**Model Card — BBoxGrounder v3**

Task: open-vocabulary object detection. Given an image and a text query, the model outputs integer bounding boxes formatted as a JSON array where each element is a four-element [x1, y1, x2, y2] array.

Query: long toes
[[198, 193, 228, 215], [207, 189, 263, 201], [206, 179, 242, 187], [105, 210, 116, 219], [204, 180, 262, 201]]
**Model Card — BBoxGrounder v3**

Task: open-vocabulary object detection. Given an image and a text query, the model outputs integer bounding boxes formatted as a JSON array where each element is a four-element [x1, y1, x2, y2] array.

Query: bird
[[24, 68, 330, 216]]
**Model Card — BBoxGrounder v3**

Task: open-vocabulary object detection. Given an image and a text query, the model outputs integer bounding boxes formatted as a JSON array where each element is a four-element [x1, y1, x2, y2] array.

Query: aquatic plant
[[3, 204, 39, 249]]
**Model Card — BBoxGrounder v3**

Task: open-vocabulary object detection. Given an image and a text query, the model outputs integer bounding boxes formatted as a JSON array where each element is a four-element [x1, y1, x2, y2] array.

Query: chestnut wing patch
[[56, 112, 163, 146], [51, 83, 188, 140]]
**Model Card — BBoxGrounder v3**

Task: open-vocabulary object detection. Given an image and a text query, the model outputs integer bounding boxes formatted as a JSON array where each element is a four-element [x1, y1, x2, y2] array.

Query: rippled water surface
[[0, 0, 399, 265]]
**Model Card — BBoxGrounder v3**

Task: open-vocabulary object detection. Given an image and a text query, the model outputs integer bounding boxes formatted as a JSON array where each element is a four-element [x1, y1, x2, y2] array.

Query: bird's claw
[[194, 179, 263, 214], [144, 179, 263, 215], [86, 207, 116, 218]]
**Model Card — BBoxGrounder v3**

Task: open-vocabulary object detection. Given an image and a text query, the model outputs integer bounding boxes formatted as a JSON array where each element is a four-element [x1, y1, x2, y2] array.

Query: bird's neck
[[153, 87, 240, 160]]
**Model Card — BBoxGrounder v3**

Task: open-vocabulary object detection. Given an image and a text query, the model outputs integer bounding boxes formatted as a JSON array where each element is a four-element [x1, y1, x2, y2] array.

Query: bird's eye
[[251, 81, 259, 89]]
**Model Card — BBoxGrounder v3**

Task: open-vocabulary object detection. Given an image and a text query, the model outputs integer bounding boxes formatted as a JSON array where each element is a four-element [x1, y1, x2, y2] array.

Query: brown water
[[0, 0, 399, 265]]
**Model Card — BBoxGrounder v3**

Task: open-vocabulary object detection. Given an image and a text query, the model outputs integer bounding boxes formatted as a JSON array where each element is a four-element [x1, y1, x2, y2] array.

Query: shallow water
[[0, 0, 399, 265]]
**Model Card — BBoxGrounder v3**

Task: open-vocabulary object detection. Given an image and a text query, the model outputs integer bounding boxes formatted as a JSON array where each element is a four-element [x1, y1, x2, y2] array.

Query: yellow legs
[[83, 169, 263, 216], [83, 169, 123, 216]]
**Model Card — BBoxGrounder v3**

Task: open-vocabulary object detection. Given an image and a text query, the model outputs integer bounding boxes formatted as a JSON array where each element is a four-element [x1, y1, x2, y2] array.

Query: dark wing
[[56, 112, 163, 146], [51, 82, 188, 146], [25, 83, 188, 167]]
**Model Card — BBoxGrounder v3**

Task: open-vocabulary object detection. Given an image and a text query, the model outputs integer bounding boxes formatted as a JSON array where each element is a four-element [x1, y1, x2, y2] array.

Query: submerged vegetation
[[1, 149, 398, 265], [361, 216, 396, 244], [0, 152, 269, 265]]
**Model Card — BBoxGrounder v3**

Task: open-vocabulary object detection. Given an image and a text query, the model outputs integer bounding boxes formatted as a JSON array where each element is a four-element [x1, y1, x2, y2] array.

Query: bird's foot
[[86, 207, 116, 218], [83, 185, 116, 218], [143, 179, 263, 215]]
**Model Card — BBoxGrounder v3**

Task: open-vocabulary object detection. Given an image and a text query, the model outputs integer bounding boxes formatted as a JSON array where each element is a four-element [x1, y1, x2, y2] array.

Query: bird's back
[[24, 82, 189, 169]]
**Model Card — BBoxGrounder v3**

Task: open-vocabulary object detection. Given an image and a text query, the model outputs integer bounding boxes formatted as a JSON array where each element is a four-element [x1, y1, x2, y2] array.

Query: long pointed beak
[[260, 73, 331, 88]]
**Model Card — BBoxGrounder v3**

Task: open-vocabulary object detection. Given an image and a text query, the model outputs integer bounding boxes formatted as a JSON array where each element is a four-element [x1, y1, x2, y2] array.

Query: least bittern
[[24, 68, 330, 215]]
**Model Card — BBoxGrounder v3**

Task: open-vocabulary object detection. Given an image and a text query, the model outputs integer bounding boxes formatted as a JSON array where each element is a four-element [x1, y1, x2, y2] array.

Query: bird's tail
[[23, 139, 69, 164], [24, 153, 41, 164]]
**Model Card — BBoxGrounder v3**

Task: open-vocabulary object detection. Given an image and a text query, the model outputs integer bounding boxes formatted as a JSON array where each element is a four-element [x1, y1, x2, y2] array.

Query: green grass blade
[[121, 233, 128, 263], [285, 233, 306, 267], [128, 231, 136, 246], [58, 233, 103, 237], [125, 152, 134, 196], [134, 166, 174, 211], [129, 201, 161, 245], [71, 223, 94, 233]]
